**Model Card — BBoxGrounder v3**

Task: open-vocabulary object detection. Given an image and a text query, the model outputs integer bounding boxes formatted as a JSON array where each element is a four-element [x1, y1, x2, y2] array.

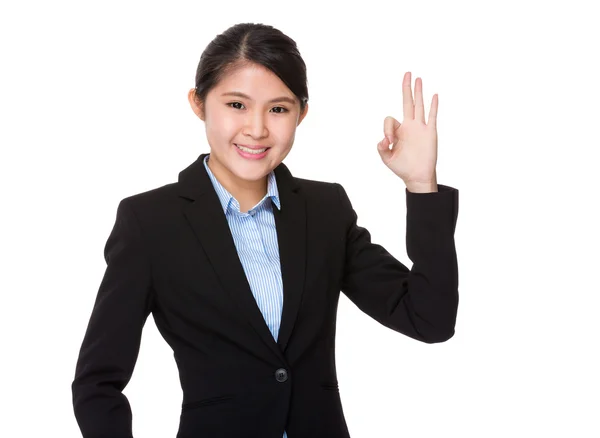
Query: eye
[[226, 102, 289, 113], [227, 102, 245, 110]]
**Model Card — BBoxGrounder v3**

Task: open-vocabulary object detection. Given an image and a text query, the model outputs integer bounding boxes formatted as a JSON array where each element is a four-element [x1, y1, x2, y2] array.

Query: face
[[188, 63, 308, 193]]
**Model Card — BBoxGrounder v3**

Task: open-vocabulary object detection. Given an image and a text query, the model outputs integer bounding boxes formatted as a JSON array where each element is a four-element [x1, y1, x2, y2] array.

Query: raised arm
[[336, 182, 459, 343]]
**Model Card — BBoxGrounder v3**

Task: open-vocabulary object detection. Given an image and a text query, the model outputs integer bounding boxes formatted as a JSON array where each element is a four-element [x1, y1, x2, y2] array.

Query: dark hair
[[194, 23, 309, 114]]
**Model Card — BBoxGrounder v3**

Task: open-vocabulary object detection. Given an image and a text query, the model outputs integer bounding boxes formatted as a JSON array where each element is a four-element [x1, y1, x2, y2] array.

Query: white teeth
[[236, 144, 267, 154]]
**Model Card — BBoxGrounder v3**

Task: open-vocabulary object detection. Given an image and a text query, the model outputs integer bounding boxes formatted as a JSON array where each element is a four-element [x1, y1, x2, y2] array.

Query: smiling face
[[188, 62, 308, 199]]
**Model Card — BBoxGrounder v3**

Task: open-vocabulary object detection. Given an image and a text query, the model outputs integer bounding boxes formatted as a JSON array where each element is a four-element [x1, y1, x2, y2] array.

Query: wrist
[[405, 176, 438, 193], [406, 182, 438, 193]]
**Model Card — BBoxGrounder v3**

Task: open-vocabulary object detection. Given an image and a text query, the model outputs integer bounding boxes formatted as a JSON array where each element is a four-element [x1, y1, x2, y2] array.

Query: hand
[[377, 72, 439, 186]]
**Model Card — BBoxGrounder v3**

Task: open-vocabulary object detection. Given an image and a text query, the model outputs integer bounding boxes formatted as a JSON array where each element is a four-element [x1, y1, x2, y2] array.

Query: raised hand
[[377, 72, 439, 192]]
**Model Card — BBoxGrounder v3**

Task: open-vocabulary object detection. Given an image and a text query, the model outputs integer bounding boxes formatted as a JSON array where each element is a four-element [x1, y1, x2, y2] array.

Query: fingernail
[[387, 136, 393, 144]]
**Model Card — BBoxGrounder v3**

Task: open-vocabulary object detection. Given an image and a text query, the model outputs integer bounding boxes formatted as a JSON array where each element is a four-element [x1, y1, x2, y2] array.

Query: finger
[[415, 77, 425, 123], [383, 116, 401, 145], [427, 94, 438, 127], [377, 137, 387, 151], [377, 137, 392, 162], [402, 72, 414, 120]]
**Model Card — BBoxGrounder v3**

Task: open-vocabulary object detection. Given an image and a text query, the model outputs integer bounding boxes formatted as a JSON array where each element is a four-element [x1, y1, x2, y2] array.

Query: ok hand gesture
[[377, 72, 439, 192]]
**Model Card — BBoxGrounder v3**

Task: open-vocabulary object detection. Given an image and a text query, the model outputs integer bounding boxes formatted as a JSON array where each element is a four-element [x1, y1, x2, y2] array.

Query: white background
[[1, 0, 599, 437]]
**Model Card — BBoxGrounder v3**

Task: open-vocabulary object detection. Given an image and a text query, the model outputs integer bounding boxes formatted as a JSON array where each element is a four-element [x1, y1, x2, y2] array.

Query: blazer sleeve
[[335, 183, 459, 343], [71, 198, 155, 438]]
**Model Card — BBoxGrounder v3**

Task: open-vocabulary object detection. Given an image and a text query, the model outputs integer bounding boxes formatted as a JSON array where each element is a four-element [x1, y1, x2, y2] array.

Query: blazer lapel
[[271, 163, 306, 354], [177, 153, 306, 362]]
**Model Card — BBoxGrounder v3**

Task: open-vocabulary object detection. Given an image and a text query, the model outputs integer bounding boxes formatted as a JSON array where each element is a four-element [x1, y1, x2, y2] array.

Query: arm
[[71, 198, 155, 437], [335, 182, 459, 343]]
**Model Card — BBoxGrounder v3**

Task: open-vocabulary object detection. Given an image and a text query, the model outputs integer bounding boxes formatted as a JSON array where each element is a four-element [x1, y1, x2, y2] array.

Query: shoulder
[[290, 177, 353, 224], [292, 176, 347, 206], [118, 182, 179, 212], [294, 176, 337, 194]]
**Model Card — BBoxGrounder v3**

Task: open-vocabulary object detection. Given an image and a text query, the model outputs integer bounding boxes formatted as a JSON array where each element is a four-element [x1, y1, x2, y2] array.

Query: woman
[[71, 22, 459, 438]]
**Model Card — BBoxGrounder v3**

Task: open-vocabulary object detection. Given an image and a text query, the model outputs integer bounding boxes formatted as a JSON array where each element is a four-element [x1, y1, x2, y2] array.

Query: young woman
[[71, 22, 459, 438]]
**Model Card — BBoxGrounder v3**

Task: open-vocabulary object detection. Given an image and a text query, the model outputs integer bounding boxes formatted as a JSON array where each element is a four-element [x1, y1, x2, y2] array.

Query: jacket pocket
[[320, 382, 339, 391], [181, 394, 235, 412]]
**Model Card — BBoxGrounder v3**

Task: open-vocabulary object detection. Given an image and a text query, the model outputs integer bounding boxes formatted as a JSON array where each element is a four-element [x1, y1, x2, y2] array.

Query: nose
[[243, 111, 268, 139]]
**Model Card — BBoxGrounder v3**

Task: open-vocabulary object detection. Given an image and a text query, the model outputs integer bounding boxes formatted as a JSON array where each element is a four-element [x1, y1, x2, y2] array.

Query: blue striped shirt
[[203, 154, 289, 438]]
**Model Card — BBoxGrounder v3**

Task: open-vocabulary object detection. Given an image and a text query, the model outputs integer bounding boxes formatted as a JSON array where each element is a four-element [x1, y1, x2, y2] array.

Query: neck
[[207, 155, 268, 206]]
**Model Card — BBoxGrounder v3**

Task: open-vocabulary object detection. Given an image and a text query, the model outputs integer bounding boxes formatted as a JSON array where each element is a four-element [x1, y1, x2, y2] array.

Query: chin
[[235, 169, 270, 182], [228, 159, 273, 180]]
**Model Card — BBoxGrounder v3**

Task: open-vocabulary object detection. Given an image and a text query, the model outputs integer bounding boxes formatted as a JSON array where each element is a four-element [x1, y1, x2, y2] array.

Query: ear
[[187, 88, 205, 121], [297, 102, 309, 126]]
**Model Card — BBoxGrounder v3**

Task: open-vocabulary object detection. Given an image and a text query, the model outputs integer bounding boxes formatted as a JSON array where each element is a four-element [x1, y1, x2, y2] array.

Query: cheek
[[206, 116, 237, 142], [273, 120, 297, 142]]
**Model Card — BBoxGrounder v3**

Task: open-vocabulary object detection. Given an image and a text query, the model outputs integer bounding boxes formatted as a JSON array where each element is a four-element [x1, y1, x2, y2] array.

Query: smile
[[234, 144, 270, 160], [235, 144, 268, 154]]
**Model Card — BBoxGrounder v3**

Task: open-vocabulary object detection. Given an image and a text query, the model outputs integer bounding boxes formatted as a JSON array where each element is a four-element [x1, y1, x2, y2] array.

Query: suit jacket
[[71, 152, 460, 438]]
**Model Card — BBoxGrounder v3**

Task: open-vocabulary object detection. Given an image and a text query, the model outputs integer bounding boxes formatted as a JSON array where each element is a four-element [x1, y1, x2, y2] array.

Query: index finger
[[402, 71, 414, 120]]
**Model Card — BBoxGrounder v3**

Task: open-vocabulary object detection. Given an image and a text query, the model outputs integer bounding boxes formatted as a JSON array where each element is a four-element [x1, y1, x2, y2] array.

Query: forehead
[[213, 64, 295, 101]]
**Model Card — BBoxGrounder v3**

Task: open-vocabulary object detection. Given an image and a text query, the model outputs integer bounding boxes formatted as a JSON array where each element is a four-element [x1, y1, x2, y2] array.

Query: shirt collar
[[203, 154, 281, 215]]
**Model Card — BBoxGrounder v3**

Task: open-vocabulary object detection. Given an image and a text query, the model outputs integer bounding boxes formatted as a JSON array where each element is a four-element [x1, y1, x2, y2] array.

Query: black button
[[275, 368, 288, 382]]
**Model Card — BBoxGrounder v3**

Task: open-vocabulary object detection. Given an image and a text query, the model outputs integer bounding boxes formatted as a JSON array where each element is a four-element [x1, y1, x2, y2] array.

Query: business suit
[[71, 152, 459, 437]]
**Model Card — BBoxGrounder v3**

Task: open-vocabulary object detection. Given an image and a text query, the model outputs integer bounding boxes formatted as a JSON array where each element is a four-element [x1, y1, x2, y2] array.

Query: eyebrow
[[220, 91, 297, 105]]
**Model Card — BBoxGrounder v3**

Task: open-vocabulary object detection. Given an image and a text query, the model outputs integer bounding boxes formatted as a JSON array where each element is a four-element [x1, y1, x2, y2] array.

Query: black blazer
[[71, 152, 459, 438]]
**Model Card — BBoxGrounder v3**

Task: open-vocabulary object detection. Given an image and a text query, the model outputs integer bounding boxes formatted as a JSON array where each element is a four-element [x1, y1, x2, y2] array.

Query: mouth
[[234, 143, 270, 159], [234, 144, 269, 153]]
